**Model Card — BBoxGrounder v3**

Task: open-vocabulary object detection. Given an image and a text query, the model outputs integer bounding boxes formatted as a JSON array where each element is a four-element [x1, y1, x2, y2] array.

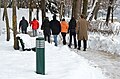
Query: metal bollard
[[36, 37, 45, 75]]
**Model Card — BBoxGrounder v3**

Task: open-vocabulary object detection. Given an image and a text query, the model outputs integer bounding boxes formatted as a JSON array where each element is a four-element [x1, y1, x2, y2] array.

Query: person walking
[[19, 17, 28, 34], [30, 18, 39, 37], [41, 17, 51, 43], [76, 14, 89, 51], [50, 14, 61, 46], [68, 16, 77, 48], [60, 18, 69, 45]]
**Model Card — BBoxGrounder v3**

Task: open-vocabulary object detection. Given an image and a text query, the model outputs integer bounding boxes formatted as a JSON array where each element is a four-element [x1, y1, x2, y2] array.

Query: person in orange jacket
[[30, 18, 39, 37], [60, 18, 69, 45]]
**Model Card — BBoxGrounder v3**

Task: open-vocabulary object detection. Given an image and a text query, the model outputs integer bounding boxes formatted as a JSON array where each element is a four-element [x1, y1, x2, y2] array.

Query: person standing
[[50, 14, 61, 46], [76, 14, 89, 51], [30, 18, 39, 37], [60, 18, 69, 45], [19, 17, 28, 34], [68, 17, 77, 48], [41, 17, 51, 43]]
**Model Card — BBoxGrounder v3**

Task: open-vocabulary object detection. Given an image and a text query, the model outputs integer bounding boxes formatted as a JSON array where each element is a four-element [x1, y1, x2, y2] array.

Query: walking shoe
[[77, 48, 80, 50], [68, 45, 71, 48], [74, 46, 77, 49], [83, 49, 86, 51], [74, 45, 77, 49]]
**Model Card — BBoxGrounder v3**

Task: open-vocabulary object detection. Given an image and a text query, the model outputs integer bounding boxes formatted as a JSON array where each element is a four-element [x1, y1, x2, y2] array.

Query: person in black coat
[[19, 17, 28, 34], [41, 17, 51, 43], [50, 14, 61, 46], [68, 17, 77, 48]]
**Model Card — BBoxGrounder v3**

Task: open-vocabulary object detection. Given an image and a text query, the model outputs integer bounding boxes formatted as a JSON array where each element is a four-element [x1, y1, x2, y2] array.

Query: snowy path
[[72, 49, 120, 79]]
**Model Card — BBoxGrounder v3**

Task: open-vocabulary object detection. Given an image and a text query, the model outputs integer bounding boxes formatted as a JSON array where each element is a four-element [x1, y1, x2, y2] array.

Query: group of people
[[19, 17, 39, 37], [19, 14, 89, 51], [41, 14, 89, 51]]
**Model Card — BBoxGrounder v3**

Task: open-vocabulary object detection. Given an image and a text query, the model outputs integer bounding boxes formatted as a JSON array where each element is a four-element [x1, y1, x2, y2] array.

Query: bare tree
[[72, 0, 78, 19], [28, 0, 32, 22], [106, 0, 114, 24], [82, 0, 88, 17], [59, 0, 65, 21], [4, 0, 10, 41], [41, 0, 46, 22], [12, 0, 18, 49], [76, 0, 82, 20], [87, 0, 101, 21]]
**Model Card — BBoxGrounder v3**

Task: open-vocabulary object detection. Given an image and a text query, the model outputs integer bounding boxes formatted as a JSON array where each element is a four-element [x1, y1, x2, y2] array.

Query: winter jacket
[[41, 18, 51, 35], [30, 19, 39, 30], [19, 18, 28, 30], [60, 21, 69, 33], [68, 17, 76, 33], [50, 16, 61, 35], [76, 18, 89, 40]]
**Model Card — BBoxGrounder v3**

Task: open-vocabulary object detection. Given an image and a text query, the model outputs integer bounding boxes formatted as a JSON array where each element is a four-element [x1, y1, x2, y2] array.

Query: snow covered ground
[[0, 33, 108, 79]]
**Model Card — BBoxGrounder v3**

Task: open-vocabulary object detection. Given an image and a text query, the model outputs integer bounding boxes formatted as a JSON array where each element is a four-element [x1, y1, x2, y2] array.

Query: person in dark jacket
[[41, 17, 51, 43], [19, 17, 28, 34], [50, 14, 61, 46], [68, 17, 77, 48]]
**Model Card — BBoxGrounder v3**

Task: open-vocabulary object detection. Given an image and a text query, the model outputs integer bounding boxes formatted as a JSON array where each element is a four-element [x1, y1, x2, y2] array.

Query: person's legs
[[68, 32, 72, 47], [78, 40, 81, 50], [33, 30, 35, 37], [53, 35, 57, 46], [33, 30, 37, 37], [25, 28, 27, 34], [22, 29, 24, 33], [61, 33, 66, 45], [44, 34, 47, 41], [48, 35, 50, 43], [83, 39, 87, 51], [35, 30, 37, 36], [63, 33, 66, 45], [73, 33, 77, 48]]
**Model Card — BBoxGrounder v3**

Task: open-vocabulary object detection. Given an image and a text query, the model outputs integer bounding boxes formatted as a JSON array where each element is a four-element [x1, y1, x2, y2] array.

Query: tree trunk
[[82, 0, 88, 17], [106, 6, 111, 24], [76, 0, 82, 20], [87, 0, 101, 21], [2, 8, 5, 21], [79, 0, 82, 15], [28, 0, 32, 22], [12, 0, 18, 50], [60, 0, 64, 21], [41, 0, 46, 22], [92, 0, 96, 6], [36, 6, 39, 20], [4, 0, 10, 41], [72, 0, 78, 19], [92, 0, 99, 20], [72, 0, 75, 17], [0, 0, 1, 36], [111, 6, 113, 22], [106, 0, 114, 24]]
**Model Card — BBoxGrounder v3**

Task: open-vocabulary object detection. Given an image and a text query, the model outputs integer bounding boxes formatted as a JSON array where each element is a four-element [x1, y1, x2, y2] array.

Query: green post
[[36, 37, 45, 75]]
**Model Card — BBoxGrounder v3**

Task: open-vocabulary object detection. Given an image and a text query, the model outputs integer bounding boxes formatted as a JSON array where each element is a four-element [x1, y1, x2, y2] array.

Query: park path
[[72, 48, 120, 79]]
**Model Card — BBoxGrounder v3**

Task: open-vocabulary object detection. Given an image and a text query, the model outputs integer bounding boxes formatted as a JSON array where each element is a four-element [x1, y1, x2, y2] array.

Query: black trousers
[[44, 34, 50, 43], [78, 39, 87, 50], [61, 32, 66, 45], [69, 32, 77, 48], [22, 29, 27, 34]]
